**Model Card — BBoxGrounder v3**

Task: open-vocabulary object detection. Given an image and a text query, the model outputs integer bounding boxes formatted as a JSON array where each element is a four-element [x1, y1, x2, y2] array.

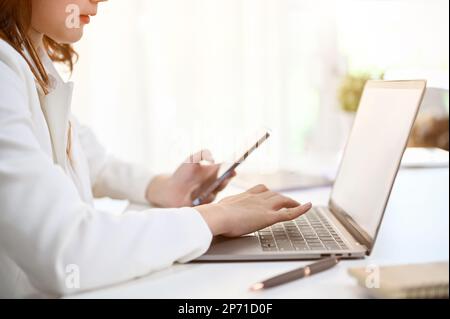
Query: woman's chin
[[52, 29, 84, 44]]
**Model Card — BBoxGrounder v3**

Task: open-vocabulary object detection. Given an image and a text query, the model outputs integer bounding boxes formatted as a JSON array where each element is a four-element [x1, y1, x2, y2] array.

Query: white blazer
[[0, 39, 212, 298]]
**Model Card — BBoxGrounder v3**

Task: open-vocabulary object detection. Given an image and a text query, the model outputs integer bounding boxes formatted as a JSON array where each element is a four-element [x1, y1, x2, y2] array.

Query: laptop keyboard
[[257, 208, 348, 251]]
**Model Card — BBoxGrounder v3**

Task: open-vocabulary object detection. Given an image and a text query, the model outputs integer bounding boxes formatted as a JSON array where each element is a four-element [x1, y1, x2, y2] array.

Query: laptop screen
[[330, 81, 426, 243]]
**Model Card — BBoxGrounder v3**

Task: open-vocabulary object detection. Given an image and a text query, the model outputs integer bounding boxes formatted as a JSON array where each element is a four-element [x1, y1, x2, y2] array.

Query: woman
[[0, 0, 312, 298]]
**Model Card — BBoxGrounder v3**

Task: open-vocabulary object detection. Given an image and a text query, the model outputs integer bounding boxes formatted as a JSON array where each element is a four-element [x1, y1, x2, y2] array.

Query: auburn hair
[[0, 0, 78, 94]]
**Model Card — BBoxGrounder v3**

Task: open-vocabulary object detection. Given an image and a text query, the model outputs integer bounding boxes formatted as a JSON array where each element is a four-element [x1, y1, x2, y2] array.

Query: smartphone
[[192, 130, 271, 206]]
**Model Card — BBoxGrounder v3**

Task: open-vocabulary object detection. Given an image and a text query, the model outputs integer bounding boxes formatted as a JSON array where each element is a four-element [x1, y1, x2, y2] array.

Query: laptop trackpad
[[202, 234, 260, 257]]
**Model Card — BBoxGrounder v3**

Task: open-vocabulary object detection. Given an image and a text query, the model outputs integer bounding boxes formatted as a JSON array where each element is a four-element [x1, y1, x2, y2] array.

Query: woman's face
[[30, 0, 105, 44]]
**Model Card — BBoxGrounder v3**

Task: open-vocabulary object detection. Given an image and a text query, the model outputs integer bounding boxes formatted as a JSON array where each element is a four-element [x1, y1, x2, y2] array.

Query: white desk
[[70, 167, 449, 299]]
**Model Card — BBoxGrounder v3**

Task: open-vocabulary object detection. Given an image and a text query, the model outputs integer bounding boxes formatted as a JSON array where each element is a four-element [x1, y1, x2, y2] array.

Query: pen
[[250, 256, 340, 291]]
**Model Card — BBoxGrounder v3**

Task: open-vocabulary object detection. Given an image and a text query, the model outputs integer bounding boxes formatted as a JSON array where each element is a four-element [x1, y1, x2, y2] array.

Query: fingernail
[[303, 202, 312, 208]]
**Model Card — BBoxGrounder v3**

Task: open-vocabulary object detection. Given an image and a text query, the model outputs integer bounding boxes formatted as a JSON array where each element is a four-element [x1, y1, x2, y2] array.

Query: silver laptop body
[[197, 80, 426, 261]]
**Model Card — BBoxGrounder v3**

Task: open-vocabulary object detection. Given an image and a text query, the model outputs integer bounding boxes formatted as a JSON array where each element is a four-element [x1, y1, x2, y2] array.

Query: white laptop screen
[[330, 81, 425, 241]]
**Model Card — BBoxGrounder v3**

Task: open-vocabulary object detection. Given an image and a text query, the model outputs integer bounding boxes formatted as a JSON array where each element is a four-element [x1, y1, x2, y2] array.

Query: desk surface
[[70, 167, 449, 299]]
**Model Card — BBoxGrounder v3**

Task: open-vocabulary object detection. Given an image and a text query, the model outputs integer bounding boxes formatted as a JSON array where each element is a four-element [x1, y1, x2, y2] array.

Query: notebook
[[348, 261, 449, 299]]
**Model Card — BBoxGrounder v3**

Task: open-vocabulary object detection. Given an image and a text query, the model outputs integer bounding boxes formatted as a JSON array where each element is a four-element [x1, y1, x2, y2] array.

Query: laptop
[[197, 80, 427, 261]]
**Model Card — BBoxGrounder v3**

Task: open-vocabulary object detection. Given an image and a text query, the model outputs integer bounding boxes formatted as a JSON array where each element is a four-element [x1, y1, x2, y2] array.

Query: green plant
[[337, 74, 371, 113]]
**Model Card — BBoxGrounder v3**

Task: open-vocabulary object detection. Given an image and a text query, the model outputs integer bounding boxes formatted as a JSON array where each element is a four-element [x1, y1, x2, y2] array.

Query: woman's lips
[[80, 15, 90, 24]]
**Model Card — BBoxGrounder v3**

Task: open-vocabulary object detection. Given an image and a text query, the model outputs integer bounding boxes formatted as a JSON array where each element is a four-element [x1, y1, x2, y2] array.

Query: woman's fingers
[[246, 184, 269, 194], [268, 194, 300, 211], [203, 164, 220, 179], [213, 179, 230, 194], [186, 149, 215, 164], [227, 170, 237, 179], [213, 170, 236, 194], [275, 203, 312, 222], [202, 192, 217, 204], [261, 190, 278, 200]]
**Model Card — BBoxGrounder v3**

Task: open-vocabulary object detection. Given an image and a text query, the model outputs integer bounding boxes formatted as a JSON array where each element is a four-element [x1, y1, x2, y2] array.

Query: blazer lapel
[[40, 81, 74, 169]]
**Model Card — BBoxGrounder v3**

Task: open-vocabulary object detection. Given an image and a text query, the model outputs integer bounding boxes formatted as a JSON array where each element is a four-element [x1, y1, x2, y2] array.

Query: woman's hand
[[146, 150, 235, 208], [195, 184, 312, 237]]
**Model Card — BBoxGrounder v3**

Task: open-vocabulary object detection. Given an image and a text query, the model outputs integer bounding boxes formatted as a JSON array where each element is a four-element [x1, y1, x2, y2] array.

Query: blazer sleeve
[[0, 60, 212, 297], [75, 122, 153, 204]]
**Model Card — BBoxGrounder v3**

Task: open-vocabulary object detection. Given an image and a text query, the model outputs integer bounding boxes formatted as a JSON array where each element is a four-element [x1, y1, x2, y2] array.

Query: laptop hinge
[[328, 199, 372, 254]]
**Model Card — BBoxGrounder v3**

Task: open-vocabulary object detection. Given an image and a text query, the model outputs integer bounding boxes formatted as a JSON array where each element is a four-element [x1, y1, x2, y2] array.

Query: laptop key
[[275, 241, 290, 246], [259, 210, 347, 253], [276, 239, 293, 246]]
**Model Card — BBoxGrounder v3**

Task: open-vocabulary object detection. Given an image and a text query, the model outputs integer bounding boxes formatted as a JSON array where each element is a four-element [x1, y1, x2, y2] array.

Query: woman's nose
[[89, 0, 107, 13]]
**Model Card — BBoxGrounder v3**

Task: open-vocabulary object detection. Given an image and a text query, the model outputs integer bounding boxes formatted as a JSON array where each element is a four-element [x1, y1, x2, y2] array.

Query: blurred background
[[63, 0, 449, 176]]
